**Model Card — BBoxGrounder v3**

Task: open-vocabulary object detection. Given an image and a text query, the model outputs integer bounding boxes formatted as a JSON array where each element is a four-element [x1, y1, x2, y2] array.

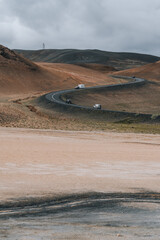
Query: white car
[[93, 104, 101, 109], [75, 84, 85, 89]]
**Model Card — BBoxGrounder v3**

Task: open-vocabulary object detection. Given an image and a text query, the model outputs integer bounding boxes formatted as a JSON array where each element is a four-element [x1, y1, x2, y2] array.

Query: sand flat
[[0, 127, 160, 201]]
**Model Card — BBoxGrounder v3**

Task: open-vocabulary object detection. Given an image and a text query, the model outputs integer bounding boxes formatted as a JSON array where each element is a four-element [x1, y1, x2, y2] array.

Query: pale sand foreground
[[0, 127, 160, 201]]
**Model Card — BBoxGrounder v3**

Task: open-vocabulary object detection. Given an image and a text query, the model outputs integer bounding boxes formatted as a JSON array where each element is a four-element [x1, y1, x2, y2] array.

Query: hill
[[0, 45, 159, 132], [0, 45, 115, 95], [114, 60, 160, 83], [67, 61, 160, 115], [14, 49, 160, 70], [0, 44, 56, 94]]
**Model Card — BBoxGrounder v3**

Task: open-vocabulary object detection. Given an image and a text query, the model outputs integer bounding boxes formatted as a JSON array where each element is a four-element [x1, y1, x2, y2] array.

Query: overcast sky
[[0, 0, 160, 56]]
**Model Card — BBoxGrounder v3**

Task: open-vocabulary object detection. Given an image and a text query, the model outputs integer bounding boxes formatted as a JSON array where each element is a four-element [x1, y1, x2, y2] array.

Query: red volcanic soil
[[114, 60, 160, 83], [75, 63, 116, 73], [0, 45, 68, 95], [68, 61, 160, 114], [0, 45, 159, 132], [37, 62, 116, 88], [0, 45, 116, 95]]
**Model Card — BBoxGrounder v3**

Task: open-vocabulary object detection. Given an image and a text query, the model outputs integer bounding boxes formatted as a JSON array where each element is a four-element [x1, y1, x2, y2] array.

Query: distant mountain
[[14, 49, 160, 70]]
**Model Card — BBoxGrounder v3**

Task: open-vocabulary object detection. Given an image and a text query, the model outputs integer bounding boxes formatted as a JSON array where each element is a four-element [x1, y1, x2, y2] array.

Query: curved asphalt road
[[45, 76, 146, 111]]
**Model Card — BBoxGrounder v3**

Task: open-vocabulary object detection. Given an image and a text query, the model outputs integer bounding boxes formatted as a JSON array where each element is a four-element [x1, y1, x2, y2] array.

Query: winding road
[[45, 76, 146, 109], [43, 75, 159, 121]]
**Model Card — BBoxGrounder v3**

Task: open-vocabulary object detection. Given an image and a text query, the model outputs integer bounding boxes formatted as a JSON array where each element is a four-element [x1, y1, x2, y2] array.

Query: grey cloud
[[0, 0, 160, 56]]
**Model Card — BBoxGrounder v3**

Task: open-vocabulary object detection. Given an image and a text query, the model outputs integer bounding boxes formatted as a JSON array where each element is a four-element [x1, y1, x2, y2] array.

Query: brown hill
[[0, 45, 116, 95], [0, 45, 159, 131], [75, 63, 116, 73], [0, 45, 61, 95], [114, 60, 160, 83], [68, 61, 160, 115]]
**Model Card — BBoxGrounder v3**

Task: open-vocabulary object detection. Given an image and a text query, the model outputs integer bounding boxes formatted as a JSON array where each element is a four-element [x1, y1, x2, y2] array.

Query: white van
[[93, 104, 101, 109], [75, 84, 85, 89]]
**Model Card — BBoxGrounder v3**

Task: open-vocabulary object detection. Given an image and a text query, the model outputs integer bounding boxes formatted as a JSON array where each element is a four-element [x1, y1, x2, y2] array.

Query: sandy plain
[[0, 127, 160, 201], [0, 128, 160, 240]]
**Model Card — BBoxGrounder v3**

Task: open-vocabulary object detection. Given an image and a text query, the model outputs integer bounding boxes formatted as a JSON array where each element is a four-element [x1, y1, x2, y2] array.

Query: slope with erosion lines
[[0, 45, 115, 95], [0, 45, 62, 95]]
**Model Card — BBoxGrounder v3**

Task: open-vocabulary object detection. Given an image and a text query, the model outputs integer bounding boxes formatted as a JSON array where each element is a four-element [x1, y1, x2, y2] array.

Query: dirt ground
[[0, 127, 160, 202], [68, 82, 160, 114]]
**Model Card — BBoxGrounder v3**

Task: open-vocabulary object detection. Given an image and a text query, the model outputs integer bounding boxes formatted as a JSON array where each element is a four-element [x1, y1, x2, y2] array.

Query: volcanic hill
[[66, 60, 160, 115], [0, 45, 159, 131], [0, 45, 115, 95], [15, 49, 160, 70], [114, 60, 160, 83], [0, 44, 57, 94]]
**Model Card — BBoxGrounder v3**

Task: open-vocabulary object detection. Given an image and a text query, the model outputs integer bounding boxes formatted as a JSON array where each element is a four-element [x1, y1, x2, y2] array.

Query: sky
[[0, 0, 160, 56]]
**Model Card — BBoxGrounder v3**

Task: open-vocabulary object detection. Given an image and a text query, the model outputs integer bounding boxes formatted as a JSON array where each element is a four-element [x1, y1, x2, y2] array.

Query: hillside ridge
[[15, 48, 160, 70], [0, 45, 38, 70]]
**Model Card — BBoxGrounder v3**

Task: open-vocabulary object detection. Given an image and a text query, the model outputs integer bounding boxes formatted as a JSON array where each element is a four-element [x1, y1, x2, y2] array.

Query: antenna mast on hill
[[43, 43, 45, 50]]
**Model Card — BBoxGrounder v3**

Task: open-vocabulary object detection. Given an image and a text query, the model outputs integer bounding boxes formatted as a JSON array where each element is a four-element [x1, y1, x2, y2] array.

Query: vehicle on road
[[66, 99, 72, 104], [93, 104, 101, 109], [75, 84, 85, 89]]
